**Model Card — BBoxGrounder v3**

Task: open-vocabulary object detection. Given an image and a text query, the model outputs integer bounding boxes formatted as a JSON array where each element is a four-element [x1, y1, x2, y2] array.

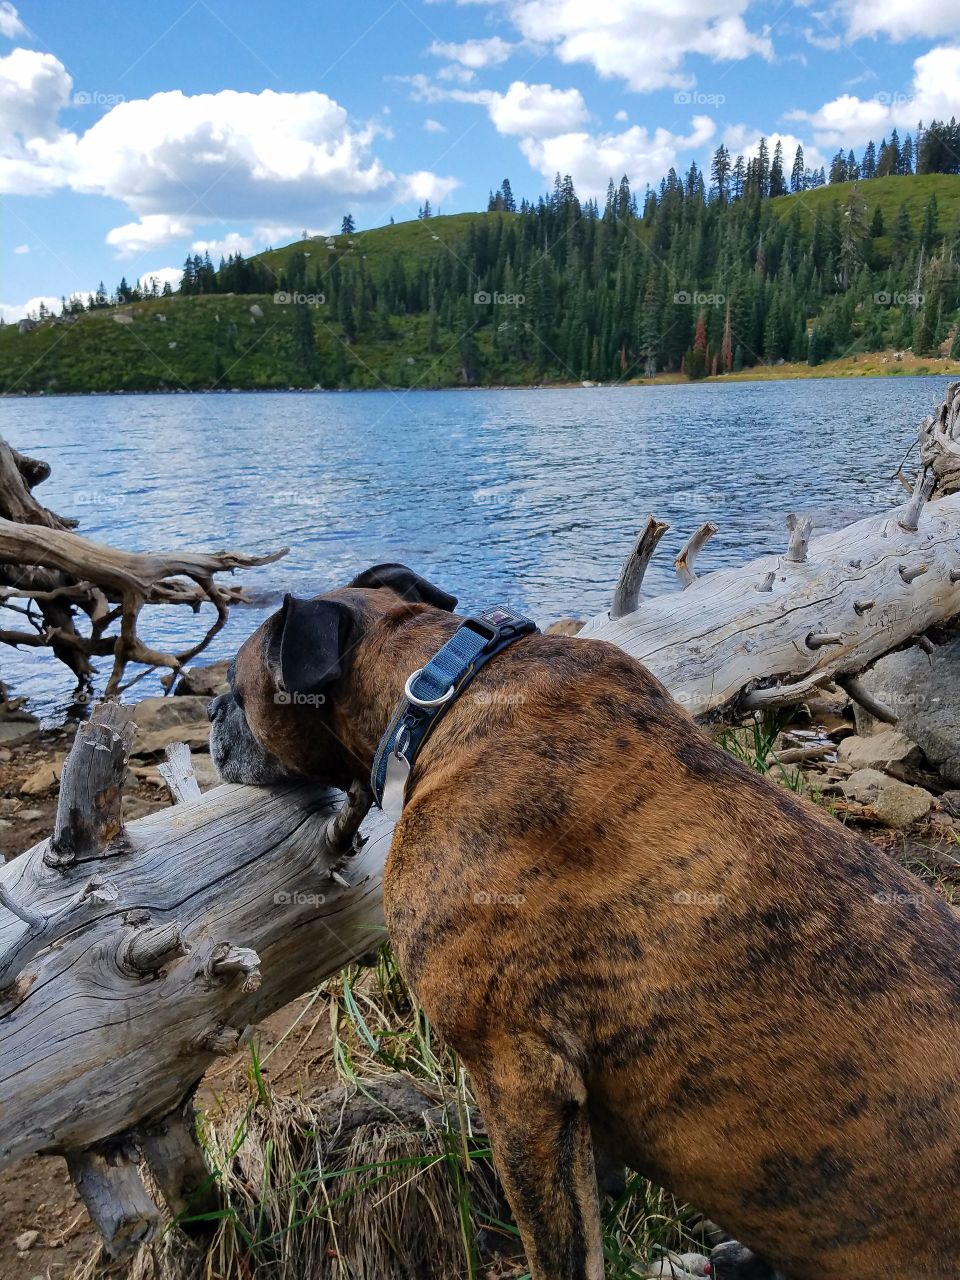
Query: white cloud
[[722, 125, 826, 173], [838, 0, 960, 42], [429, 36, 517, 67], [487, 80, 589, 137], [469, 0, 773, 92], [436, 63, 477, 84], [399, 170, 461, 205], [0, 73, 459, 226], [0, 3, 25, 38], [614, 109, 628, 122], [520, 116, 716, 200], [190, 232, 257, 259], [0, 293, 58, 322], [13, 241, 27, 253], [424, 117, 447, 133], [786, 43, 960, 148], [0, 47, 73, 192], [106, 214, 193, 258], [137, 266, 183, 292]]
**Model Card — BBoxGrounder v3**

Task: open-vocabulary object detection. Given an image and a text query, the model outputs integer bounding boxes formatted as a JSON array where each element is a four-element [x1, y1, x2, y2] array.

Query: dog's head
[[208, 563, 457, 786]]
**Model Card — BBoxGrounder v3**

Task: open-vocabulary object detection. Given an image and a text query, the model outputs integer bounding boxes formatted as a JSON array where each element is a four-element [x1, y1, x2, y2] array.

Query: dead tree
[[0, 436, 286, 695]]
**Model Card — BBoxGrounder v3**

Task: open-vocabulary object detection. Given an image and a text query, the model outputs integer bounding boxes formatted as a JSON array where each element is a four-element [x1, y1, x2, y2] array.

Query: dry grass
[[74, 949, 707, 1280]]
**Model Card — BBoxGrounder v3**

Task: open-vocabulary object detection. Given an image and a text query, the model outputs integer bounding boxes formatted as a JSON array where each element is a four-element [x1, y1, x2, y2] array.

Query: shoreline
[[2, 354, 959, 398]]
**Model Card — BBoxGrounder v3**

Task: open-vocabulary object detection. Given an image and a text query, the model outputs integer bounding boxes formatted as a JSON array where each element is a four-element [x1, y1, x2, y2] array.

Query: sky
[[1, 0, 959, 321]]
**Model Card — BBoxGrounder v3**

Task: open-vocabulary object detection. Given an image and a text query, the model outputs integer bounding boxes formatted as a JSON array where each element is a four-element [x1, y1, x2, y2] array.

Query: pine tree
[[341, 213, 356, 234], [687, 310, 708, 379], [721, 302, 734, 372], [790, 145, 805, 193], [862, 140, 877, 180], [500, 178, 516, 213], [710, 145, 730, 203], [769, 141, 787, 197], [291, 302, 317, 381]]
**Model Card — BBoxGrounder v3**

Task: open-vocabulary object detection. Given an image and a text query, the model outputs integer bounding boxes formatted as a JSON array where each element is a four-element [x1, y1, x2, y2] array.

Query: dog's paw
[[710, 1239, 783, 1279]]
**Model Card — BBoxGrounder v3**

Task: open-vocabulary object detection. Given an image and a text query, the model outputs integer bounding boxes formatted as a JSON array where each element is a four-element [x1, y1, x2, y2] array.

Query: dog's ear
[[348, 562, 458, 612], [269, 595, 350, 697]]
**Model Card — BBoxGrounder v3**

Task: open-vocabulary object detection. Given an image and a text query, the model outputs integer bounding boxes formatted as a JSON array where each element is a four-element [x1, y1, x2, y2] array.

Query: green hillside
[[2, 172, 959, 394], [771, 172, 960, 233]]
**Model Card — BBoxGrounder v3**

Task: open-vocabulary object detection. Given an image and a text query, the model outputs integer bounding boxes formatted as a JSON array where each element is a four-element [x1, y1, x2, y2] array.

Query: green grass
[[772, 173, 960, 233], [253, 210, 516, 283]]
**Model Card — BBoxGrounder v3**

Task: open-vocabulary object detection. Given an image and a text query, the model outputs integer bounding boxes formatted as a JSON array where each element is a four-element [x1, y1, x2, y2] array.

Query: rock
[[940, 790, 960, 819], [19, 758, 64, 796], [874, 781, 934, 829], [899, 636, 960, 786], [838, 729, 925, 777], [249, 303, 263, 318], [849, 645, 929, 735], [15, 1230, 39, 1252], [840, 768, 934, 827], [133, 696, 210, 733], [131, 722, 211, 758], [17, 808, 44, 822], [544, 617, 585, 636], [173, 660, 230, 698], [190, 754, 221, 789], [0, 716, 39, 746]]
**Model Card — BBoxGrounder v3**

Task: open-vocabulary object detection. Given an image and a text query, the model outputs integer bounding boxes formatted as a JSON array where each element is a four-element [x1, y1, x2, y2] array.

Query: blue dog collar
[[371, 605, 538, 818]]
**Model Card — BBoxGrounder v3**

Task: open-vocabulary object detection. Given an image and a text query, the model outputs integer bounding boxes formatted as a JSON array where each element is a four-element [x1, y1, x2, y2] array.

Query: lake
[[0, 376, 947, 719]]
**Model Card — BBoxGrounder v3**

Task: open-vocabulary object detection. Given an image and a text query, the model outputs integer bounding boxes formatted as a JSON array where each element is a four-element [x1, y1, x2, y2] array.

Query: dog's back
[[385, 631, 960, 1279]]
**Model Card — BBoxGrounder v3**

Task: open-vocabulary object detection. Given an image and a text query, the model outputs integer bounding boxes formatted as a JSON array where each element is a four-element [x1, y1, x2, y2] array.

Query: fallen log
[[0, 704, 391, 1252], [4, 382, 960, 1257]]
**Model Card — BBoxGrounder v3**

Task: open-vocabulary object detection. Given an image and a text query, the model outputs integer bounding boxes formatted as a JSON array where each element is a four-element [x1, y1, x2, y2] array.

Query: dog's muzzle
[[208, 692, 294, 785]]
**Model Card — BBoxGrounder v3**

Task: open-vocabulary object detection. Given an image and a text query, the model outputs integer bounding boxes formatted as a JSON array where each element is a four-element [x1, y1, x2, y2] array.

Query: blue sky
[[2, 0, 958, 319]]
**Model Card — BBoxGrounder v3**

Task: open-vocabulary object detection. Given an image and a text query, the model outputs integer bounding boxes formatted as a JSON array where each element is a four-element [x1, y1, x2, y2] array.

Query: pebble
[[639, 1253, 711, 1277], [17, 809, 44, 822], [15, 1230, 39, 1252]]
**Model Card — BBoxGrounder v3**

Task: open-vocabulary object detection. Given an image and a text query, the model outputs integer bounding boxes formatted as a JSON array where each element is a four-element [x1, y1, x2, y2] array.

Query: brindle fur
[[210, 574, 960, 1280]]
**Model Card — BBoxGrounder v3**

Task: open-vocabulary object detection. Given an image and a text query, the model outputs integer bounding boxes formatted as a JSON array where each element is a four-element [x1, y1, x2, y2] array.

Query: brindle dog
[[209, 564, 960, 1280]]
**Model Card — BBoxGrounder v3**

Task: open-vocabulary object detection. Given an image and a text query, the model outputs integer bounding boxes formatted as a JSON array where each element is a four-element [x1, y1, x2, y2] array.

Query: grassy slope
[[253, 210, 514, 281], [771, 173, 960, 233]]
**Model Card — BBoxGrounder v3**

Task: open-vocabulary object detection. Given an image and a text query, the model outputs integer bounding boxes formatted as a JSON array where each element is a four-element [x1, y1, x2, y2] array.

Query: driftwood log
[[0, 435, 287, 696], [3, 381, 960, 1255]]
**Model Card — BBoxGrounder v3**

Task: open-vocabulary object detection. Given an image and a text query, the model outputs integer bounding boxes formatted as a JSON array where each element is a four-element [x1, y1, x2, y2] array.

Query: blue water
[[0, 378, 947, 718]]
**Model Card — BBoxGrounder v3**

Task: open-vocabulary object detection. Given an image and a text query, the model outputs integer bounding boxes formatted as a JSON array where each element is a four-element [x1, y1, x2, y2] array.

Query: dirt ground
[[0, 726, 339, 1280]]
